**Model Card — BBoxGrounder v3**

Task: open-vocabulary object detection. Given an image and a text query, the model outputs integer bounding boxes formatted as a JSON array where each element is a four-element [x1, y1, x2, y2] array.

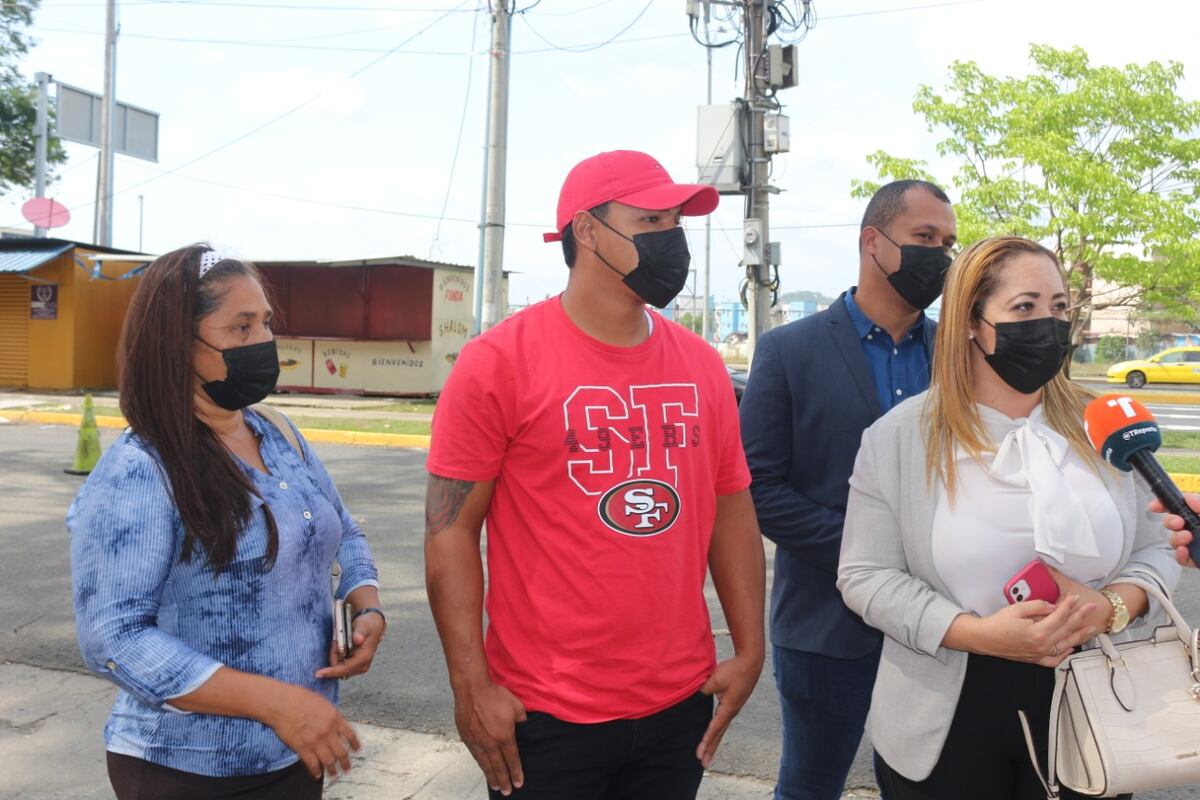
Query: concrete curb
[[1123, 392, 1200, 406], [4, 410, 1200, 486], [299, 428, 432, 450], [1, 410, 130, 430], [0, 410, 434, 450], [1175, 474, 1200, 493], [1078, 386, 1200, 406]]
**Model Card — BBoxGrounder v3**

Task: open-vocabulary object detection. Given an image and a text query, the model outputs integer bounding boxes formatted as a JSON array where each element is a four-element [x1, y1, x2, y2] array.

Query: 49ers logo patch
[[597, 479, 681, 537]]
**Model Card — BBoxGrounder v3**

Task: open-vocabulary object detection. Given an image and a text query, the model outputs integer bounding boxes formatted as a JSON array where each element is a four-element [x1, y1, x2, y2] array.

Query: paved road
[[1148, 404, 1200, 433], [3, 422, 1200, 797], [1077, 379, 1200, 394]]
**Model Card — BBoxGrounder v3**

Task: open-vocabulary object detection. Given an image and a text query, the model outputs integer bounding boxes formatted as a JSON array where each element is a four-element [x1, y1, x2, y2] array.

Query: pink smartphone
[[1003, 559, 1061, 605]]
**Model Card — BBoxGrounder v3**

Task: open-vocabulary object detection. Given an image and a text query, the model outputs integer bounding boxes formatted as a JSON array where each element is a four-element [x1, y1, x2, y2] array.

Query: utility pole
[[743, 0, 771, 361], [480, 1, 512, 332], [471, 44, 494, 337], [33, 72, 51, 238], [93, 0, 118, 247], [701, 7, 713, 344]]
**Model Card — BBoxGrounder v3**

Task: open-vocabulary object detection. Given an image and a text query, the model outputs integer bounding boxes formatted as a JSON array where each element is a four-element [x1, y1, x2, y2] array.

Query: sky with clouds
[[4, 0, 1198, 308]]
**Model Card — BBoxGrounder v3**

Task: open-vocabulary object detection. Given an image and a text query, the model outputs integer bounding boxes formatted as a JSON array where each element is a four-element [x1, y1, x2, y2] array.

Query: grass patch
[[28, 403, 431, 436], [369, 400, 438, 414], [29, 402, 124, 417], [1162, 431, 1200, 450], [286, 416, 431, 436], [1160, 455, 1200, 474], [1068, 362, 1112, 378]]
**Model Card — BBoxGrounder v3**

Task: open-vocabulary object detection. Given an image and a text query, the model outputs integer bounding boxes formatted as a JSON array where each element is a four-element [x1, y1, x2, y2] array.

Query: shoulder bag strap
[[1020, 680, 1064, 800], [250, 403, 304, 461]]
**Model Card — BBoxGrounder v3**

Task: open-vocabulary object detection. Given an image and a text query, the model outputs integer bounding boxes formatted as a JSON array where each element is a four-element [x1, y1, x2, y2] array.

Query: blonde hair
[[924, 236, 1097, 499]]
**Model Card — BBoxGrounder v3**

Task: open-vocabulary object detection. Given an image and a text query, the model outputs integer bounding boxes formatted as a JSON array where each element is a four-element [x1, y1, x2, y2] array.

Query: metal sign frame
[[53, 80, 159, 162]]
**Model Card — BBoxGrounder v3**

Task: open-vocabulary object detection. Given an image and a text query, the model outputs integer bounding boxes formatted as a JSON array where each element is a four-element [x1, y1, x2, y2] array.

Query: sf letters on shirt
[[562, 383, 700, 537]]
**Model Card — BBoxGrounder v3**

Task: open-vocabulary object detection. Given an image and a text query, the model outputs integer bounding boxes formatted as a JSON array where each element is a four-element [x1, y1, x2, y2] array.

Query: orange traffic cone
[[65, 394, 101, 476]]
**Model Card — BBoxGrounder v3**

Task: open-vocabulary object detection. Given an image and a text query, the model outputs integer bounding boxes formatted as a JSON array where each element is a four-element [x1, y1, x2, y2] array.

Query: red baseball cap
[[543, 150, 719, 243]]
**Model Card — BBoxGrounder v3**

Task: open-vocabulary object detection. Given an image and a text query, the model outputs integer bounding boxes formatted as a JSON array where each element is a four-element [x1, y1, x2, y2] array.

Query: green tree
[[1095, 335, 1127, 364], [676, 312, 703, 335], [0, 1, 65, 197], [1135, 329, 1163, 358], [852, 45, 1200, 355]]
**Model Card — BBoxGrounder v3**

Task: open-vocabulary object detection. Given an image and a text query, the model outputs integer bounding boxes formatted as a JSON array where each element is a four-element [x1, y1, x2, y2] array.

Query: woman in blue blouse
[[69, 245, 384, 799]]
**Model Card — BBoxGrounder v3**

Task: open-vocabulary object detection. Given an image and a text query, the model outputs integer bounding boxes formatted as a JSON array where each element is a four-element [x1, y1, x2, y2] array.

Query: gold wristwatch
[[1100, 588, 1130, 635]]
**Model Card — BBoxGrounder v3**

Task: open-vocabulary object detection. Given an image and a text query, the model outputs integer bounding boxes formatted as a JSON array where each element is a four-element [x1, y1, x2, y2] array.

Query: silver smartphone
[[333, 599, 354, 660]]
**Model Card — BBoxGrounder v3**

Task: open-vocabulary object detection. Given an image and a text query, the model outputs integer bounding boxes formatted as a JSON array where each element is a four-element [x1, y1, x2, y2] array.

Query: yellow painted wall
[[25, 248, 142, 390], [71, 250, 140, 389], [26, 255, 74, 390], [0, 274, 30, 386]]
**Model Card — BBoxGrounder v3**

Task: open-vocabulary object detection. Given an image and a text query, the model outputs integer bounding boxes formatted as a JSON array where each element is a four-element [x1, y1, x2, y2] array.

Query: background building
[[0, 236, 146, 390], [258, 255, 502, 396]]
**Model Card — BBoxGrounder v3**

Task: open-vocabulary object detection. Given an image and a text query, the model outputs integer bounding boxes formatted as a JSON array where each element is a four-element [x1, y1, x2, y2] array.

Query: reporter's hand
[[316, 611, 386, 680], [263, 685, 360, 780], [696, 653, 763, 768], [1149, 496, 1200, 567], [971, 595, 1098, 667], [454, 677, 527, 796]]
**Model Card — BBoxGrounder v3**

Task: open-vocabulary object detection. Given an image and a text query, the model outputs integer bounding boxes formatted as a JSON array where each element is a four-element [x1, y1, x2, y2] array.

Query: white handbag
[[1020, 576, 1200, 798]]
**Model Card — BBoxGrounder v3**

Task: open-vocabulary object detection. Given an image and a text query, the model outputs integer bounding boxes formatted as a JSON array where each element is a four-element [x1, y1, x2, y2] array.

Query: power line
[[7, 152, 865, 233], [34, 24, 693, 56], [34, 26, 479, 55], [161, 168, 550, 226], [430, 0, 483, 257], [516, 0, 654, 54], [28, 0, 479, 10], [820, 0, 985, 21], [28, 0, 475, 222], [29, 0, 625, 12]]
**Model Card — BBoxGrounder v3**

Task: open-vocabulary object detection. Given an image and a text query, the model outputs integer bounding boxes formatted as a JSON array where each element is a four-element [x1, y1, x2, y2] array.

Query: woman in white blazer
[[837, 236, 1179, 800]]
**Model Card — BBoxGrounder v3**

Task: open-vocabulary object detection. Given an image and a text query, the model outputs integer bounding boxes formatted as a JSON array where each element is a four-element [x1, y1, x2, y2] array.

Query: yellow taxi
[[1106, 346, 1200, 388]]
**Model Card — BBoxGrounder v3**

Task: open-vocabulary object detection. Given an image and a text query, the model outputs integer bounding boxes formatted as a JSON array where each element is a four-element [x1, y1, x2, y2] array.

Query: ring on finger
[[1051, 642, 1059, 657]]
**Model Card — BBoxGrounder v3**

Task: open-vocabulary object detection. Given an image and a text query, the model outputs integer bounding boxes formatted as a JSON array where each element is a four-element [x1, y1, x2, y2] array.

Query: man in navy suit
[[740, 181, 957, 800]]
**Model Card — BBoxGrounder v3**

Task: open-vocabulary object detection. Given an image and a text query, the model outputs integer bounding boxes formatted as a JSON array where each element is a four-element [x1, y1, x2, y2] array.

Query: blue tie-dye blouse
[[68, 408, 379, 778]]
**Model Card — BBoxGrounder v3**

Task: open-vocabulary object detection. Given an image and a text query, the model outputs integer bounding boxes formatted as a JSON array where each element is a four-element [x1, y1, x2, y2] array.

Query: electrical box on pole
[[768, 43, 800, 89], [686, 0, 814, 363], [743, 218, 763, 266], [696, 103, 745, 194], [764, 114, 790, 154]]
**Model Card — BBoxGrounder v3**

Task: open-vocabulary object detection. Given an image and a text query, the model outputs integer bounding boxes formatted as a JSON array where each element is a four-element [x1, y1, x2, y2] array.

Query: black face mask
[[872, 228, 952, 311], [196, 338, 281, 411], [973, 316, 1071, 394], [592, 216, 691, 309]]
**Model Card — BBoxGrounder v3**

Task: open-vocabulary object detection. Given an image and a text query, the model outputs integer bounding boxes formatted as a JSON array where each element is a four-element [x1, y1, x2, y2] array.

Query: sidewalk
[[0, 390, 433, 417], [6, 382, 1200, 414], [0, 663, 879, 800]]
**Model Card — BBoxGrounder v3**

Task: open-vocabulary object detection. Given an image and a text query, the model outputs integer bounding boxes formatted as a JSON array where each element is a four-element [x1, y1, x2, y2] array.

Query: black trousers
[[489, 691, 714, 800], [874, 655, 1132, 800], [107, 752, 323, 800]]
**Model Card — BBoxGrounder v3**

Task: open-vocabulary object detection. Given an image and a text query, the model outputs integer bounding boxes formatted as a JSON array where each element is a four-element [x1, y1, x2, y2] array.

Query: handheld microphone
[[1084, 393, 1200, 564]]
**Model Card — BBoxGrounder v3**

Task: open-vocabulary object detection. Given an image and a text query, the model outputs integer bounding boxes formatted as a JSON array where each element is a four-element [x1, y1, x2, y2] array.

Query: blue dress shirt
[[69, 408, 378, 777], [843, 287, 930, 412]]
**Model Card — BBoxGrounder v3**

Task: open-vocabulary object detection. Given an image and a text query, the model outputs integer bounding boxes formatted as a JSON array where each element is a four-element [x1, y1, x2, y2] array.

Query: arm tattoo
[[425, 476, 476, 537]]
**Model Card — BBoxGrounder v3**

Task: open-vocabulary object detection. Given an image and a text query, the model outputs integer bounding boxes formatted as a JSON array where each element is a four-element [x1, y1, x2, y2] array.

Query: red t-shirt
[[427, 296, 750, 723]]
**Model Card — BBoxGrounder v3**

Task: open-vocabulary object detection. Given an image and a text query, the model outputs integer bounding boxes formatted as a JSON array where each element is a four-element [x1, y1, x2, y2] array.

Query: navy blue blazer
[[739, 292, 937, 658]]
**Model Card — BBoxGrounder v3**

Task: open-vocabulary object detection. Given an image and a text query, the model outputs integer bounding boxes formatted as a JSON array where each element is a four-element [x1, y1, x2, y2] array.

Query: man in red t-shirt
[[424, 150, 765, 800]]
